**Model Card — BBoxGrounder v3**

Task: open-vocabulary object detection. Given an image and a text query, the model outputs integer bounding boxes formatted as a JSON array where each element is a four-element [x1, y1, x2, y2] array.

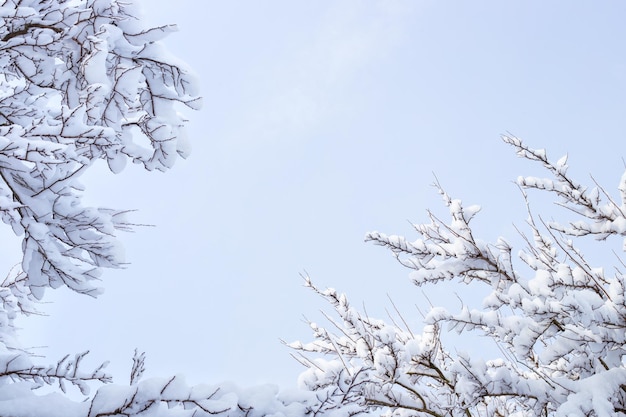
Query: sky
[[11, 0, 626, 391]]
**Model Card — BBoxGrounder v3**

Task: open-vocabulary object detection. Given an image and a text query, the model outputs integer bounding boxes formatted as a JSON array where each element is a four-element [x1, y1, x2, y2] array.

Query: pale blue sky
[[15, 1, 626, 389]]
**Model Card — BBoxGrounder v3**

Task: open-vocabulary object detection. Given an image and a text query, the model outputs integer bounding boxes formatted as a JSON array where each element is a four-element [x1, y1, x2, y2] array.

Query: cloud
[[242, 1, 418, 143]]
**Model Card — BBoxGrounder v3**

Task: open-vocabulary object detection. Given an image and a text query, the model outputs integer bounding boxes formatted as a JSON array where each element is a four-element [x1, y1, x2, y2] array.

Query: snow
[[1, 0, 626, 415], [290, 138, 626, 415]]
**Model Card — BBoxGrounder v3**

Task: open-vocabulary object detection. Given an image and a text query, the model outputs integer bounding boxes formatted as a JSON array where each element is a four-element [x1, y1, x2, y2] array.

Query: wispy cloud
[[241, 1, 418, 143]]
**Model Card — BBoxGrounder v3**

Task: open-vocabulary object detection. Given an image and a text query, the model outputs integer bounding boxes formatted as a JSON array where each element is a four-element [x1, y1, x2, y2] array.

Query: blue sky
[[14, 1, 626, 389]]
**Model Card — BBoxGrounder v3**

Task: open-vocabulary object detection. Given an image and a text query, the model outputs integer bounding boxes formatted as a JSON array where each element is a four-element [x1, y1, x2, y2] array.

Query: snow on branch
[[0, 370, 317, 417], [0, 2, 327, 417], [0, 2, 345, 417], [503, 135, 626, 242], [0, 350, 111, 395], [293, 136, 626, 416], [0, 0, 200, 299]]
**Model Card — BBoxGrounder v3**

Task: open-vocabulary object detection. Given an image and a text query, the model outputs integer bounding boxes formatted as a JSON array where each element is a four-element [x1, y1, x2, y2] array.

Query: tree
[[0, 1, 312, 416], [4, 1, 624, 417], [292, 136, 626, 416]]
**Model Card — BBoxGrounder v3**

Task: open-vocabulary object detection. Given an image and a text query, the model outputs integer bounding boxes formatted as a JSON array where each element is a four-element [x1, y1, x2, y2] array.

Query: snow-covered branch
[[293, 137, 626, 416], [504, 135, 626, 243], [0, 0, 200, 300]]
